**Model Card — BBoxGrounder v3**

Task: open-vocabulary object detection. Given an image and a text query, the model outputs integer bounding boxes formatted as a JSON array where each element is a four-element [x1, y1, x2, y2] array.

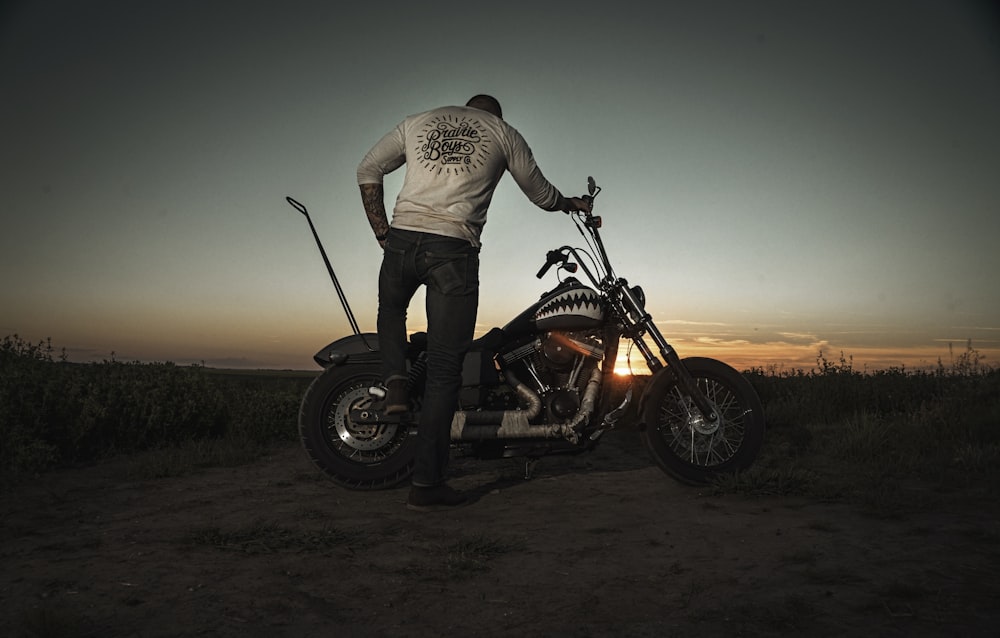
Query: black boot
[[407, 483, 469, 512], [370, 379, 408, 415], [383, 378, 408, 415]]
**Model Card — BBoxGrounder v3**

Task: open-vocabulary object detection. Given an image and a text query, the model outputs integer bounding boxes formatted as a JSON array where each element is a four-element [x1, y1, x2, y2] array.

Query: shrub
[[3, 334, 997, 502], [0, 335, 312, 485], [739, 344, 1000, 503]]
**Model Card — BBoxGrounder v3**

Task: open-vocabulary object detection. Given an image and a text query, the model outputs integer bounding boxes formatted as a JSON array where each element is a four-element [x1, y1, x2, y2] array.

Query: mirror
[[587, 176, 596, 196]]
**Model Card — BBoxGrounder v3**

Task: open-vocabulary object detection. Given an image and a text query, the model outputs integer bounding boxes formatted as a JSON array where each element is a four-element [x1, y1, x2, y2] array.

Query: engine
[[499, 330, 605, 423]]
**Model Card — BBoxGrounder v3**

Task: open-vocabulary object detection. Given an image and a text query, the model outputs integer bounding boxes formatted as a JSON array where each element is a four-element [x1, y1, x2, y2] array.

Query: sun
[[613, 350, 652, 376]]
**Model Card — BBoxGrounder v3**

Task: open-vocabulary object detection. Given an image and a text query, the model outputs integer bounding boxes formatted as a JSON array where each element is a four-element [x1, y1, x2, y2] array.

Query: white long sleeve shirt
[[357, 105, 564, 246]]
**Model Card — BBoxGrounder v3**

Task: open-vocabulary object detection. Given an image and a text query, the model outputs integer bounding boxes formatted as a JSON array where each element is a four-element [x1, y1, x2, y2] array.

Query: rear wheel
[[299, 364, 416, 490], [641, 357, 765, 484]]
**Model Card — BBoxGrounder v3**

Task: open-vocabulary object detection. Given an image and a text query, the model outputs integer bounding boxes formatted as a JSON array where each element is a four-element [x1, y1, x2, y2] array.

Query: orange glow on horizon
[[612, 340, 999, 375], [14, 323, 996, 374]]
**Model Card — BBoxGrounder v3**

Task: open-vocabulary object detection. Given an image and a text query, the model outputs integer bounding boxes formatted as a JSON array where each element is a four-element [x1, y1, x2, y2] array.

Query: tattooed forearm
[[360, 183, 390, 240]]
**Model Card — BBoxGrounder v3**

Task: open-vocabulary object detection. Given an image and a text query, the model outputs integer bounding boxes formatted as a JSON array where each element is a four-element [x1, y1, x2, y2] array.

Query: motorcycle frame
[[289, 183, 719, 428], [544, 196, 720, 426]]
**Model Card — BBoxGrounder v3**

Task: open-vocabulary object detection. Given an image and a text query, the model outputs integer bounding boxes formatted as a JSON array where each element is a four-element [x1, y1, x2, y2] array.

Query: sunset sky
[[2, 1, 998, 372]]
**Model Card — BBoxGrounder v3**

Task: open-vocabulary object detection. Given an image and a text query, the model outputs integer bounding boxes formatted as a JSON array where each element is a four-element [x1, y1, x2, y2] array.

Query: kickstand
[[524, 458, 540, 480]]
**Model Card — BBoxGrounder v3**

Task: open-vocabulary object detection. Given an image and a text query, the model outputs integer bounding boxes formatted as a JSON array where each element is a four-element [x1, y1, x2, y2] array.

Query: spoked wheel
[[299, 364, 416, 490], [641, 357, 765, 484]]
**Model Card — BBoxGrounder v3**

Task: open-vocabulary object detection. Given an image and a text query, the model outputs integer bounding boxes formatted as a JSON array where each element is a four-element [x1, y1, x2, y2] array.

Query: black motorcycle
[[288, 177, 765, 489]]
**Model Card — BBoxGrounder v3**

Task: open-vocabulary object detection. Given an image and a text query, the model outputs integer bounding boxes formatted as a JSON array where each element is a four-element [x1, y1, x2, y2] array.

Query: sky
[[2, 0, 998, 373]]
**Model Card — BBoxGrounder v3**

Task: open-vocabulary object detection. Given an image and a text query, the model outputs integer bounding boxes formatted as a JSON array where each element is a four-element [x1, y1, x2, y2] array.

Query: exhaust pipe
[[450, 368, 603, 443]]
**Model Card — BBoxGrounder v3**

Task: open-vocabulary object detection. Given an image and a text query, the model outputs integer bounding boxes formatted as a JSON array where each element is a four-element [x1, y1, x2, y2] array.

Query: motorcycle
[[287, 177, 765, 489]]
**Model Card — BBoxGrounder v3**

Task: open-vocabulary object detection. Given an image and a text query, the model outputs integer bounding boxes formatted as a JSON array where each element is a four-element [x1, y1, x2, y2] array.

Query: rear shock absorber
[[407, 351, 428, 395]]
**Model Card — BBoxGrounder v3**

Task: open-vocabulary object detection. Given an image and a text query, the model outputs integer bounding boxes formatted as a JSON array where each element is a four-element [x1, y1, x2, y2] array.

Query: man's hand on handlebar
[[559, 196, 592, 214]]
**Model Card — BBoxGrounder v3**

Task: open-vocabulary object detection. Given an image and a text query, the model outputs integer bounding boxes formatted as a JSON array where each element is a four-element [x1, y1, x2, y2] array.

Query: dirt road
[[3, 433, 997, 637]]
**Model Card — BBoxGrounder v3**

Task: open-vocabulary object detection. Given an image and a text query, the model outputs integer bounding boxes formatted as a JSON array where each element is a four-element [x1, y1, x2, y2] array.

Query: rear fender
[[312, 333, 380, 368], [313, 330, 502, 387]]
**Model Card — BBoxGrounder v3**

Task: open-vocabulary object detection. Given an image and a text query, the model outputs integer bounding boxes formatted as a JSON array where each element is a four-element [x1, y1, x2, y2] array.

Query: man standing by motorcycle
[[356, 94, 590, 511]]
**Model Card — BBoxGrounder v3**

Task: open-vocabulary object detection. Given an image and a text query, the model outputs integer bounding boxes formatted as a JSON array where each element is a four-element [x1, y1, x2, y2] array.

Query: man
[[356, 94, 589, 511]]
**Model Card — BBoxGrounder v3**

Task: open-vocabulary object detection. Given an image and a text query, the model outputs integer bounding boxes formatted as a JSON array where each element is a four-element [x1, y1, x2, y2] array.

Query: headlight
[[629, 285, 646, 308]]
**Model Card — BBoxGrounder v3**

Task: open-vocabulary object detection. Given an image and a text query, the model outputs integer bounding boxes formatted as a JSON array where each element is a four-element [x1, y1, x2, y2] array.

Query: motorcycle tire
[[299, 364, 416, 490], [641, 357, 765, 485]]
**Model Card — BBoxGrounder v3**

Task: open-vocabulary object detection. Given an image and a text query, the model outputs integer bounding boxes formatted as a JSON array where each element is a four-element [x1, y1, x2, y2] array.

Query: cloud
[[776, 331, 819, 343], [662, 319, 731, 327], [694, 336, 750, 346]]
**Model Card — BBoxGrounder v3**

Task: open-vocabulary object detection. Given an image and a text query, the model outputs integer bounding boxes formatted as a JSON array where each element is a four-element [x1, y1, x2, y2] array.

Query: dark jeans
[[377, 228, 479, 487]]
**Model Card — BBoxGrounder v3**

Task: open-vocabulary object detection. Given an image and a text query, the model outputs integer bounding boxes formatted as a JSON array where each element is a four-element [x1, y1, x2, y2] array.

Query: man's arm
[[504, 127, 590, 214], [357, 123, 406, 248], [360, 183, 390, 248]]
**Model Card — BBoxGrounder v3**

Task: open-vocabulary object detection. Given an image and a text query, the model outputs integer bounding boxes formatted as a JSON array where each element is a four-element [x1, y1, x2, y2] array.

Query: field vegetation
[[2, 334, 998, 509], [736, 343, 1000, 512], [1, 335, 312, 487]]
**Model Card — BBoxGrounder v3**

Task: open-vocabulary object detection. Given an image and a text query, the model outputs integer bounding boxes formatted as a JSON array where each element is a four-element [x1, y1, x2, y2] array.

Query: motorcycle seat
[[407, 327, 506, 353]]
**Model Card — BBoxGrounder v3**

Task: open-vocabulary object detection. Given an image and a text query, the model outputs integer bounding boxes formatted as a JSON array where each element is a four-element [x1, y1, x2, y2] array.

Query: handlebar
[[536, 177, 611, 284], [535, 247, 581, 279], [536, 249, 565, 279]]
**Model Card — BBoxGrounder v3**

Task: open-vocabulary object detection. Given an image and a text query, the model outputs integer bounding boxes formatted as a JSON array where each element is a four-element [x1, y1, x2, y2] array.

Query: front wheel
[[299, 364, 416, 490], [641, 357, 765, 484]]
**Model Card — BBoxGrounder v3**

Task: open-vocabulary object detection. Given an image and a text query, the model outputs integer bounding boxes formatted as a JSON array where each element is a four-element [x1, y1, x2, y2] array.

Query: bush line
[[3, 335, 997, 499], [1, 335, 313, 483]]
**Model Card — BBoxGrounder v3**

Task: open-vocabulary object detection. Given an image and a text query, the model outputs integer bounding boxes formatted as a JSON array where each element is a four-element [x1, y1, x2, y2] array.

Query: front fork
[[615, 283, 719, 425], [653, 340, 719, 425]]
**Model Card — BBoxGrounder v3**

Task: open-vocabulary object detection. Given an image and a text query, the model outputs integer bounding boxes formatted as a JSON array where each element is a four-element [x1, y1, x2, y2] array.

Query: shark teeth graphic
[[534, 290, 604, 322]]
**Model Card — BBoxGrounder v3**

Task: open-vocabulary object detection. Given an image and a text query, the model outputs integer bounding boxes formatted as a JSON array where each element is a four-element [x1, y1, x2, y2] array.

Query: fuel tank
[[503, 278, 605, 338]]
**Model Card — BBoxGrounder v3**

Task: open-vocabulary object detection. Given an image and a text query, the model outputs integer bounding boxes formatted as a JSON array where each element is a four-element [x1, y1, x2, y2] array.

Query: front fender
[[636, 366, 677, 428], [312, 332, 380, 368]]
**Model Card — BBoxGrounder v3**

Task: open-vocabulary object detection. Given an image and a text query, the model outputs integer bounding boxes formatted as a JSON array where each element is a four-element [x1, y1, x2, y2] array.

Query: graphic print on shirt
[[415, 114, 491, 176]]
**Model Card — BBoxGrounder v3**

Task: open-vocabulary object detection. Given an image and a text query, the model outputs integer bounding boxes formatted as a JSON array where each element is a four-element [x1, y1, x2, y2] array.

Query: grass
[[1, 335, 313, 487], [712, 343, 1000, 510], [2, 334, 998, 514]]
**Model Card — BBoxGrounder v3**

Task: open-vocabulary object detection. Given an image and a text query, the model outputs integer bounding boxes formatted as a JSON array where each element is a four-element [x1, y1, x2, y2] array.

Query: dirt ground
[[2, 432, 998, 638]]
